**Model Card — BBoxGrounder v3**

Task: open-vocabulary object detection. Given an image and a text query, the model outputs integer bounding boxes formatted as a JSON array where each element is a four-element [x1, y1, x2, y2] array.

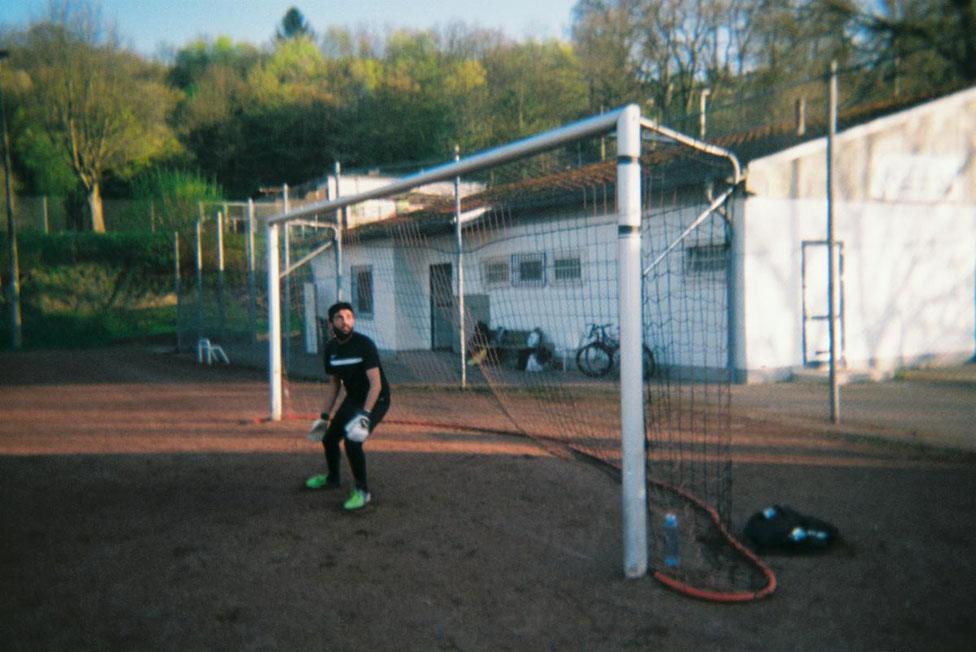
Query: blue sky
[[1, 0, 581, 57]]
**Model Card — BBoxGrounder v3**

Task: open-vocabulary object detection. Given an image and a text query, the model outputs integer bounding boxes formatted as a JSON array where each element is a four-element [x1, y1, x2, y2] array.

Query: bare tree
[[18, 1, 177, 231]]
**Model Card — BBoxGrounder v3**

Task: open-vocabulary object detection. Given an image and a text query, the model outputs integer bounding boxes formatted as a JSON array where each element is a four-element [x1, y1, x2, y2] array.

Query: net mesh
[[191, 125, 774, 599]]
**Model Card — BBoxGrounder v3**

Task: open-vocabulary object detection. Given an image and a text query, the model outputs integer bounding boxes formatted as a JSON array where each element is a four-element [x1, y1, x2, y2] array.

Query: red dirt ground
[[1, 347, 974, 650]]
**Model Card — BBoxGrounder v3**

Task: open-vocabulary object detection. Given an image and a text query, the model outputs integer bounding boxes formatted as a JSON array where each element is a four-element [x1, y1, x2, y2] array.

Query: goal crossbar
[[264, 103, 648, 578], [266, 108, 628, 227]]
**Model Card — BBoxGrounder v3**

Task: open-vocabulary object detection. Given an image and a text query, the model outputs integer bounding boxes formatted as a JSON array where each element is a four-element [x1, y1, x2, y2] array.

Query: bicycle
[[575, 323, 656, 380]]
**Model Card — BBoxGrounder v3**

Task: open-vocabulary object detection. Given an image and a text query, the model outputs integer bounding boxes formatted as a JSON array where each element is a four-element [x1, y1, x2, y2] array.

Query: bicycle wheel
[[642, 346, 656, 380], [610, 346, 657, 380], [576, 342, 614, 377]]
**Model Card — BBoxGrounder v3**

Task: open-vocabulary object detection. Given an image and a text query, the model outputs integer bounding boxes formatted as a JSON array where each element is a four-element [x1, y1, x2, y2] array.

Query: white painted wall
[[742, 85, 976, 378], [740, 197, 976, 376]]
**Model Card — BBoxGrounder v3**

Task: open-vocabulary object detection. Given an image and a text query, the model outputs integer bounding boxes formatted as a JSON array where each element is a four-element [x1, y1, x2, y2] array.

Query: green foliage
[[0, 231, 177, 348], [169, 36, 264, 92], [130, 168, 224, 230], [3, 0, 973, 209], [11, 7, 182, 231], [276, 7, 315, 41]]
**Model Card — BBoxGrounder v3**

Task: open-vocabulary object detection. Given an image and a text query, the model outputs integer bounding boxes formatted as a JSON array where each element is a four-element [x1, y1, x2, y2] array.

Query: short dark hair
[[328, 301, 355, 321]]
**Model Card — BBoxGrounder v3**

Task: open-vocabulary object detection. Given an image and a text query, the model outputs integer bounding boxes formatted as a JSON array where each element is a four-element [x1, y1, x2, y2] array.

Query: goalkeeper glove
[[344, 409, 372, 443], [307, 412, 330, 441]]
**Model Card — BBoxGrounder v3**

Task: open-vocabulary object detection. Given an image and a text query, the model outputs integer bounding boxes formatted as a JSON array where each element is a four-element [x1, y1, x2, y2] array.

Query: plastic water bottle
[[663, 513, 680, 568], [788, 526, 807, 542]]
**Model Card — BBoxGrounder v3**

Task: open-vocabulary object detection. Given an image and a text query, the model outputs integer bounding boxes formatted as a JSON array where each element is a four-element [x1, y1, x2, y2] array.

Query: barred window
[[552, 253, 582, 283], [482, 257, 510, 286], [512, 253, 546, 287], [684, 244, 729, 273], [351, 265, 374, 318]]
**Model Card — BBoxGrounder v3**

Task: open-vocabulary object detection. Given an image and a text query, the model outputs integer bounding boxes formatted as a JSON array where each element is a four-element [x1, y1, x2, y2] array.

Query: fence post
[[174, 231, 182, 352], [454, 144, 467, 390], [247, 198, 257, 344], [195, 218, 203, 346], [217, 210, 225, 340], [282, 185, 291, 371], [334, 162, 345, 302]]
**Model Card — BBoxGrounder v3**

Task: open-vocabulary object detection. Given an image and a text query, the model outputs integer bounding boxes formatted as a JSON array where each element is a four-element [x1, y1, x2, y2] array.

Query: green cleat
[[305, 473, 339, 490], [343, 489, 371, 511]]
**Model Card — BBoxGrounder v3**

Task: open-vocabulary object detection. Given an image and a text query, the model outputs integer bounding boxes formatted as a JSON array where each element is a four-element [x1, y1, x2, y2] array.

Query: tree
[[483, 40, 588, 141], [826, 0, 976, 84], [15, 4, 179, 231], [276, 7, 314, 41]]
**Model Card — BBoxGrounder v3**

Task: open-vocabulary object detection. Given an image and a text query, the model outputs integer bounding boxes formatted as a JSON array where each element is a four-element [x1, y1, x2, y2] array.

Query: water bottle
[[788, 526, 807, 543], [663, 513, 680, 568]]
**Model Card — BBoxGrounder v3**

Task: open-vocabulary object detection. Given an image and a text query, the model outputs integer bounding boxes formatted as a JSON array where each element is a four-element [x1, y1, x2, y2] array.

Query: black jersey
[[323, 331, 390, 405]]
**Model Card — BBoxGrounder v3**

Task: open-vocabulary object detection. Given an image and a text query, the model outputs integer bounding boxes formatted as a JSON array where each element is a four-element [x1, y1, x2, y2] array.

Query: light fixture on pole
[[0, 48, 22, 349]]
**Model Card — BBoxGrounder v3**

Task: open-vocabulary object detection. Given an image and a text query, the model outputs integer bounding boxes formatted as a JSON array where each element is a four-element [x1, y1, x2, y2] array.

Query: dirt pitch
[[1, 347, 975, 651]]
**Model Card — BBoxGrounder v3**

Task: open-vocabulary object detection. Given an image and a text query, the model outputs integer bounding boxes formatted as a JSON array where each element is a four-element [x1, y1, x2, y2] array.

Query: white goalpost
[[266, 104, 649, 576], [261, 104, 774, 596]]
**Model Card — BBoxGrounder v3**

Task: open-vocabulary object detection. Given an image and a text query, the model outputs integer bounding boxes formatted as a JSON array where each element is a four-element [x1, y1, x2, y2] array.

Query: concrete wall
[[740, 86, 976, 380]]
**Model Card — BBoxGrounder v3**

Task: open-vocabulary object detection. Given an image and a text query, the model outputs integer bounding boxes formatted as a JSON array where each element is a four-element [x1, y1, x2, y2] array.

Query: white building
[[310, 86, 976, 382]]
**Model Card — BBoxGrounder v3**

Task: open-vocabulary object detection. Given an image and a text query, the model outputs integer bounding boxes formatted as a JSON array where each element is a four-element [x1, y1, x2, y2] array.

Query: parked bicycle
[[575, 323, 656, 379]]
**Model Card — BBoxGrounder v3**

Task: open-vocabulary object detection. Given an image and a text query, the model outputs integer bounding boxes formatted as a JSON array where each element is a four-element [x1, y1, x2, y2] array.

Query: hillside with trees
[[0, 0, 973, 226]]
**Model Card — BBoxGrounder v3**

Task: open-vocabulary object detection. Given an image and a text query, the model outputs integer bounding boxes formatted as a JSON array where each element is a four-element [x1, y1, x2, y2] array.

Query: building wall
[[313, 201, 733, 376], [741, 86, 976, 380]]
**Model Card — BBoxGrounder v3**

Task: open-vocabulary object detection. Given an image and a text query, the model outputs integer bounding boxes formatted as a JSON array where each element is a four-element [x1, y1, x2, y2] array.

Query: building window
[[684, 244, 729, 274], [482, 257, 510, 286], [552, 252, 582, 284], [512, 253, 546, 287], [351, 265, 374, 318]]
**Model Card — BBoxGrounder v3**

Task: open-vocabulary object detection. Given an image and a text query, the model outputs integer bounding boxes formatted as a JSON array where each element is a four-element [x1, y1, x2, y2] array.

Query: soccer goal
[[263, 105, 775, 599]]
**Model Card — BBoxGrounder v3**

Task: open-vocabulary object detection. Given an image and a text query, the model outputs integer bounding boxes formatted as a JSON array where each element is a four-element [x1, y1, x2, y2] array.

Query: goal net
[[264, 106, 775, 600]]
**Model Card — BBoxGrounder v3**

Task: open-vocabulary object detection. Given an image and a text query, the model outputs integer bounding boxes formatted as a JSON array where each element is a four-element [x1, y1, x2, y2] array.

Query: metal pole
[[174, 231, 182, 352], [268, 222, 283, 420], [217, 210, 225, 339], [195, 219, 203, 344], [0, 50, 22, 349], [617, 104, 647, 578], [454, 145, 467, 389], [699, 89, 710, 139], [334, 162, 344, 301], [827, 61, 841, 424], [42, 196, 49, 234], [246, 198, 257, 344], [268, 108, 628, 226], [283, 185, 291, 371]]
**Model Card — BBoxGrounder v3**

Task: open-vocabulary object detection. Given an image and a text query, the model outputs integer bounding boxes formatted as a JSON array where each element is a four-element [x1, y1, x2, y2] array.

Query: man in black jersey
[[305, 301, 390, 511]]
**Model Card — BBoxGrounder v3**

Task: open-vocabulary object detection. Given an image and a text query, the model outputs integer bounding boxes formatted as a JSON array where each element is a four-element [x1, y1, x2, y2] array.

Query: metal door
[[430, 263, 455, 350], [801, 241, 846, 367]]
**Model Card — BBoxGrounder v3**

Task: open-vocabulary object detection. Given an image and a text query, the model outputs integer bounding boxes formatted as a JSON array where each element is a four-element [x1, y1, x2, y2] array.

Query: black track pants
[[323, 396, 389, 492]]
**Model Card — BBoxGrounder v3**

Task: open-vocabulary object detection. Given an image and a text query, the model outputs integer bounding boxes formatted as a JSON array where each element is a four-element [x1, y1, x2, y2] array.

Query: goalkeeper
[[305, 301, 390, 511]]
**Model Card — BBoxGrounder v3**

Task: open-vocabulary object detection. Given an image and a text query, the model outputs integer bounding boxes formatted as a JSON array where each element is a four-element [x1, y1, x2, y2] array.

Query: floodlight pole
[[0, 49, 22, 349], [826, 61, 841, 424], [617, 104, 648, 578]]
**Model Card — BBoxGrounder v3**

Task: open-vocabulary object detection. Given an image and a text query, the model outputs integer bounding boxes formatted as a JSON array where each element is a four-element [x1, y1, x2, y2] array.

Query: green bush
[[0, 231, 178, 349]]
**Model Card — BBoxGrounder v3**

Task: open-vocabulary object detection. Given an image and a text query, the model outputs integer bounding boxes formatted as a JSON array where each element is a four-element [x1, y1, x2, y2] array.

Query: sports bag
[[744, 504, 839, 551]]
